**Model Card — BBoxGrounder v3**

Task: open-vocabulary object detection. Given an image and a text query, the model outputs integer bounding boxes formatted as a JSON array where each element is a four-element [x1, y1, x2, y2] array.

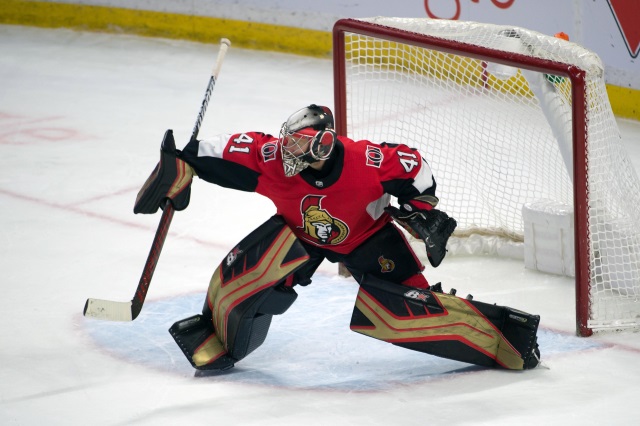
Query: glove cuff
[[402, 195, 439, 213]]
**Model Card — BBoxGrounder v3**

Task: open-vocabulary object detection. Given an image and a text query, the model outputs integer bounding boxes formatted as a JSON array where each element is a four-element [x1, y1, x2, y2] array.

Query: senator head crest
[[299, 195, 348, 245]]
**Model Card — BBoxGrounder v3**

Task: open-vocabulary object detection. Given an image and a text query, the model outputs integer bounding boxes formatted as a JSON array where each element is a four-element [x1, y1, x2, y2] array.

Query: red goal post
[[333, 17, 640, 337]]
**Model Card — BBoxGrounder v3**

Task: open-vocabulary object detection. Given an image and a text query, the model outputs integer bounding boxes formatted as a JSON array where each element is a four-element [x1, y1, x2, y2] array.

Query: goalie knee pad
[[169, 215, 309, 370], [350, 275, 540, 370]]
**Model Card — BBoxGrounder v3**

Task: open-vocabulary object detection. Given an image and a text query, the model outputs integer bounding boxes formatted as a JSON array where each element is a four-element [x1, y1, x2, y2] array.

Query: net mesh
[[337, 17, 640, 331]]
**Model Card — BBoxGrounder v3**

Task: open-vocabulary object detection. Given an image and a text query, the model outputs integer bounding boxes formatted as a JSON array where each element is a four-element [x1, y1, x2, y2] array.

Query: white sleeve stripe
[[412, 159, 435, 193], [366, 194, 391, 220], [197, 134, 230, 159]]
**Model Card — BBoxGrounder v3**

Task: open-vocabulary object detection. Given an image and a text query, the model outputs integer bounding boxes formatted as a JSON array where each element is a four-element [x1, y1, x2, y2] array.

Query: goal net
[[333, 17, 640, 336]]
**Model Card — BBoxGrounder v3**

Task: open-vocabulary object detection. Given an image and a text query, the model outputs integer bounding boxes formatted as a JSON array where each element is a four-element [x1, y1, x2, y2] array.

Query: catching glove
[[134, 129, 194, 214], [385, 196, 457, 267]]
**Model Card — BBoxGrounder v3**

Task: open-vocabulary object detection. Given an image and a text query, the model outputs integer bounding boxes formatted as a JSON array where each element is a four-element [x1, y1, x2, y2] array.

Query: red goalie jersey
[[179, 132, 436, 254]]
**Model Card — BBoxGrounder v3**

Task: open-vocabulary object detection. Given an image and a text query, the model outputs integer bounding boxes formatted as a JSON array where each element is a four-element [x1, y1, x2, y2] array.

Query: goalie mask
[[279, 104, 337, 177]]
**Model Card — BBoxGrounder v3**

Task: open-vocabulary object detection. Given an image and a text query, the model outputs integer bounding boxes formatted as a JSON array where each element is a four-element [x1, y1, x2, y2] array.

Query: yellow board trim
[[0, 0, 332, 57], [607, 84, 640, 121], [2, 0, 637, 119]]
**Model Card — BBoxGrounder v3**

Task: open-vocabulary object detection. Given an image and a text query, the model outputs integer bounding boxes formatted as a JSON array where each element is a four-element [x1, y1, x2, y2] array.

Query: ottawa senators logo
[[299, 195, 349, 245], [261, 142, 278, 162], [378, 256, 395, 273]]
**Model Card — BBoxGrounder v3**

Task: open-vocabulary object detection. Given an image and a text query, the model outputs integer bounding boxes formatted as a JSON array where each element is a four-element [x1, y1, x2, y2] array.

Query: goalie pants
[[292, 222, 430, 289]]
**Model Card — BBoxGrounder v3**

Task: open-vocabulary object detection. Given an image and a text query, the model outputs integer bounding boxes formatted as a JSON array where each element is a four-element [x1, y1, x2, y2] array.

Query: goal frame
[[332, 18, 592, 336]]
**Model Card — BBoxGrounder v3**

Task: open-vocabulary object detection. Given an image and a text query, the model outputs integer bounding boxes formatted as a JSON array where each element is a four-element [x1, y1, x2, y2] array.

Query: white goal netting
[[334, 17, 640, 334]]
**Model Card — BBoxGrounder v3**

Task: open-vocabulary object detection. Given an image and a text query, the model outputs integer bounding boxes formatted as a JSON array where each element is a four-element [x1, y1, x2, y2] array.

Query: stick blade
[[84, 298, 134, 321]]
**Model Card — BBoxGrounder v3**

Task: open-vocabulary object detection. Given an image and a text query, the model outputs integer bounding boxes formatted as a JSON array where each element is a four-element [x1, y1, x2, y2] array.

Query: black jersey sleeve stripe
[[179, 138, 260, 192]]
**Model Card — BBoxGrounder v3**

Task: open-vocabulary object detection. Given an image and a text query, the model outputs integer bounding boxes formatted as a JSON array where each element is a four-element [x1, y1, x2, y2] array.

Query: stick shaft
[[131, 201, 175, 318], [84, 38, 231, 321], [191, 38, 231, 141]]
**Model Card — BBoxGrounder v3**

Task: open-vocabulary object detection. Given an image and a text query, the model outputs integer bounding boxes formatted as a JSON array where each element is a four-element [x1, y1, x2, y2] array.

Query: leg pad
[[350, 275, 540, 370], [169, 314, 235, 371], [170, 215, 308, 371]]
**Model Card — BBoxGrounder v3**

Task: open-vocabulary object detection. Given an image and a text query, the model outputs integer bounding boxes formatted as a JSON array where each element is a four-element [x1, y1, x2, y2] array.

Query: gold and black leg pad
[[350, 275, 541, 370], [169, 313, 236, 371], [169, 215, 310, 371]]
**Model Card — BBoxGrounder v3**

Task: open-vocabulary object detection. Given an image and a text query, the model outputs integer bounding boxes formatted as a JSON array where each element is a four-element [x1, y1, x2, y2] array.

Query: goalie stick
[[83, 38, 232, 321]]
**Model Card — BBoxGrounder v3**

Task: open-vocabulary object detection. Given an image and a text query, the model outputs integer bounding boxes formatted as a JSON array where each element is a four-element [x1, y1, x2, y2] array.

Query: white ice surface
[[2, 25, 640, 425]]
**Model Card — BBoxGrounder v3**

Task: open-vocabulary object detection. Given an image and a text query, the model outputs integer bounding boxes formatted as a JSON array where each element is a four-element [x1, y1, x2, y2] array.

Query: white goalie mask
[[279, 105, 337, 177]]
